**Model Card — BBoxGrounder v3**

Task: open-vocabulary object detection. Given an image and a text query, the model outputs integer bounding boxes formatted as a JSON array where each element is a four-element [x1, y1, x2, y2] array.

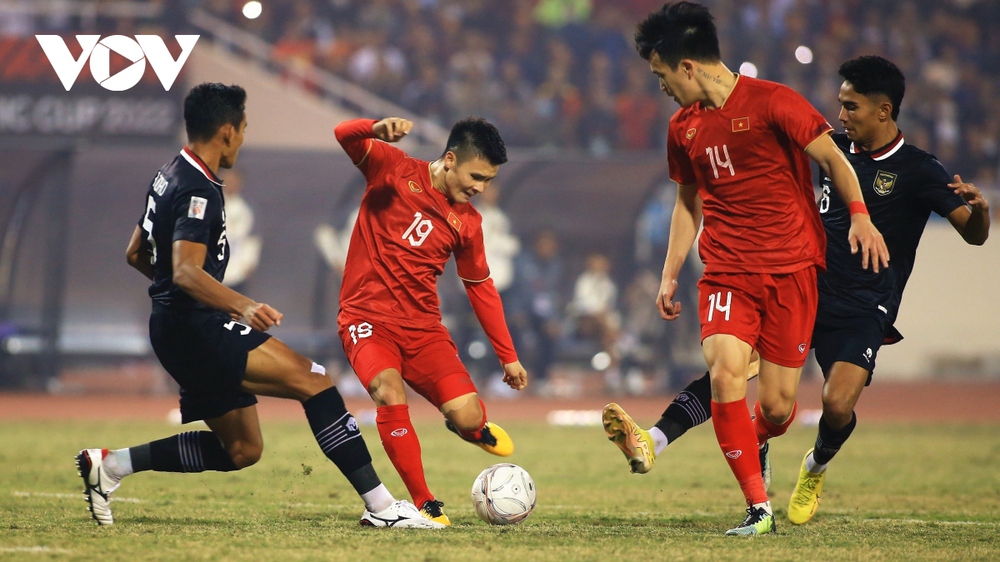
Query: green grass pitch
[[1, 418, 998, 560]]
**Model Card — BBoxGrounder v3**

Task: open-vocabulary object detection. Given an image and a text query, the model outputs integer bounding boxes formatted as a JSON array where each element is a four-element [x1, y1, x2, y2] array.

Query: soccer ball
[[470, 463, 536, 525]]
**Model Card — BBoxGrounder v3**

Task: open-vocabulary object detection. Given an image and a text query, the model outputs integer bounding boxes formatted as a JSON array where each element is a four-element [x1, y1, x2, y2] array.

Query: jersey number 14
[[706, 145, 735, 179]]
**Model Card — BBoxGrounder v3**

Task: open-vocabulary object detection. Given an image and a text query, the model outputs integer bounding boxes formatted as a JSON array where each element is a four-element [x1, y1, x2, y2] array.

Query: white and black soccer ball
[[470, 463, 536, 525]]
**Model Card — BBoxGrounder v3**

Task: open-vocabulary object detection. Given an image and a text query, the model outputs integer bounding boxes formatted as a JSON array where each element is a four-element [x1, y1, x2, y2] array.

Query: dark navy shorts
[[811, 306, 901, 386], [150, 307, 270, 423]]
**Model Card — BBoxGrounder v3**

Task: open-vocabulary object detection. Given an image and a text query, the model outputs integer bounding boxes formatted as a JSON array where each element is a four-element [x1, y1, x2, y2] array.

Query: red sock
[[376, 404, 433, 507], [456, 399, 488, 441], [753, 400, 798, 445], [712, 399, 768, 505]]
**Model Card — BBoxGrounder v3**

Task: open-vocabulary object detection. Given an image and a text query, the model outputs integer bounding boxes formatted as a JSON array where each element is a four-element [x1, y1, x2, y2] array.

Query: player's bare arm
[[946, 174, 991, 245], [125, 225, 154, 281], [372, 118, 413, 143], [501, 361, 528, 391], [658, 183, 701, 321], [805, 134, 890, 272], [171, 239, 283, 331]]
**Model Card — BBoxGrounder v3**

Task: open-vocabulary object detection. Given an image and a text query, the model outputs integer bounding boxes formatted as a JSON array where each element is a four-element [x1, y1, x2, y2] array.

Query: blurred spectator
[[566, 252, 621, 390], [615, 62, 663, 150], [477, 185, 521, 296], [579, 51, 618, 156], [219, 169, 261, 295], [533, 0, 592, 28], [509, 231, 565, 386]]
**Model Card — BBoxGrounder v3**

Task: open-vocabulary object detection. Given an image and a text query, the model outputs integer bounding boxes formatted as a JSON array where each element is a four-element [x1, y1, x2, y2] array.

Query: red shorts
[[337, 313, 477, 408], [697, 267, 818, 368]]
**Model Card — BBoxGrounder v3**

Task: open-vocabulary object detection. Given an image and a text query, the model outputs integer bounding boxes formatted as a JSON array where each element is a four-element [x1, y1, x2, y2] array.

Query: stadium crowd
[[196, 0, 1000, 184]]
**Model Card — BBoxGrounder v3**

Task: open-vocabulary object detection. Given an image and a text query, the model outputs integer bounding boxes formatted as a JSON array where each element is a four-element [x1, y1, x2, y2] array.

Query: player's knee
[[368, 373, 406, 406], [446, 403, 484, 432], [821, 394, 854, 425], [228, 441, 263, 469], [759, 398, 795, 425]]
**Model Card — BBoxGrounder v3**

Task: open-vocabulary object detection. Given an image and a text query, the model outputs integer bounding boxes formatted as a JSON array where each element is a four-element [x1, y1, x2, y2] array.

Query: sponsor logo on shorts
[[725, 449, 742, 460], [347, 416, 359, 432], [798, 343, 807, 353], [390, 428, 408, 437]]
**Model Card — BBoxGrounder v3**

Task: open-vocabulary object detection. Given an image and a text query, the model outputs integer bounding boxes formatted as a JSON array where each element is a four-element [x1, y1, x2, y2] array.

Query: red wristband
[[848, 201, 869, 216]]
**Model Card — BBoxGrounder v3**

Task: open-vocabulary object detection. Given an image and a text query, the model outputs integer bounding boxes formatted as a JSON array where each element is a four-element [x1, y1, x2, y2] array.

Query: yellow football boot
[[788, 448, 826, 525], [602, 403, 656, 474], [446, 421, 514, 456], [419, 499, 451, 526]]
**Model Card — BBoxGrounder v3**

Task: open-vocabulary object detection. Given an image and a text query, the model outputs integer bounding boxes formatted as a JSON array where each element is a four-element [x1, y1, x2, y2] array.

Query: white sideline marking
[[13, 491, 142, 503], [547, 410, 603, 426], [0, 547, 73, 554]]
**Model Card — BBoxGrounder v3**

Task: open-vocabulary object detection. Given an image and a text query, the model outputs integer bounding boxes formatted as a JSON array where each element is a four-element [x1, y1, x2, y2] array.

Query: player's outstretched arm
[[947, 174, 991, 246], [806, 134, 890, 272], [171, 239, 283, 331], [463, 277, 525, 389], [372, 118, 413, 143], [658, 183, 700, 321], [125, 225, 154, 281]]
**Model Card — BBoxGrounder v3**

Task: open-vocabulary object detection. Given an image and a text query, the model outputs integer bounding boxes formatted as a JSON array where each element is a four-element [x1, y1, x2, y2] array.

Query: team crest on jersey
[[447, 212, 462, 232], [408, 180, 422, 193], [188, 196, 207, 219], [732, 117, 750, 132], [686, 128, 697, 139], [873, 170, 897, 196]]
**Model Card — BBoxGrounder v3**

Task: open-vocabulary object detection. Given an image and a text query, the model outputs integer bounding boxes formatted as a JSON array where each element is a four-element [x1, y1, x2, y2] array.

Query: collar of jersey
[[849, 130, 904, 162], [180, 147, 224, 186]]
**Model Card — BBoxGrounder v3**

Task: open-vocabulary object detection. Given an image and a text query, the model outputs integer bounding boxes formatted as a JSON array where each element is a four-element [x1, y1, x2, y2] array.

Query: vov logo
[[35, 35, 199, 92]]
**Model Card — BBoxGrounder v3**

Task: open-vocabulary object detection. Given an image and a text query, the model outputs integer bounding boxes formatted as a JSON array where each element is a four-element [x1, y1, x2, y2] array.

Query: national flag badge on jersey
[[732, 117, 750, 132], [447, 212, 462, 232], [874, 170, 897, 196], [188, 196, 208, 219]]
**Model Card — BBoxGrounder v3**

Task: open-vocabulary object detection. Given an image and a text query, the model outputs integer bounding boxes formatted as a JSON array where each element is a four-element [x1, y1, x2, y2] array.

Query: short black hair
[[635, 2, 720, 68], [443, 118, 507, 166], [183, 83, 247, 142], [839, 56, 906, 121]]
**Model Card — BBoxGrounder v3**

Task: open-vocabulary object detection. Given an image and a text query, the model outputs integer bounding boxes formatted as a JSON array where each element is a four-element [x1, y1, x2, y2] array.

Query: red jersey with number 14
[[336, 119, 490, 327], [667, 76, 833, 274]]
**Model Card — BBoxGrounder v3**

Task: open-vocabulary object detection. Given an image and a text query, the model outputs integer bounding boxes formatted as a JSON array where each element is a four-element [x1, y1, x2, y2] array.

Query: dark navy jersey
[[817, 132, 965, 327], [136, 147, 229, 309]]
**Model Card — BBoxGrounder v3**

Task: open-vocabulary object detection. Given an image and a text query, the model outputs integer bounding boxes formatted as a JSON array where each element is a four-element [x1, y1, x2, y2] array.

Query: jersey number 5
[[818, 184, 831, 214], [141, 195, 158, 265]]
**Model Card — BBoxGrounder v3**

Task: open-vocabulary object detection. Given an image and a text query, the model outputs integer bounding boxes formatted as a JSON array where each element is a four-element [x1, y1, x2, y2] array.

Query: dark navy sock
[[303, 386, 380, 495], [654, 371, 712, 442], [812, 411, 857, 465], [138, 431, 238, 473]]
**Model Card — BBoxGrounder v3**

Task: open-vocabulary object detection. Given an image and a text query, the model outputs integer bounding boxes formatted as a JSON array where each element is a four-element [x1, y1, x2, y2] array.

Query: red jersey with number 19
[[667, 75, 833, 274], [335, 119, 490, 327]]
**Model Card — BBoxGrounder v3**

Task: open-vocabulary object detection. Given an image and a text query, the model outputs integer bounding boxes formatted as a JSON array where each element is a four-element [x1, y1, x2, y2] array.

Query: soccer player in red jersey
[[334, 116, 528, 526], [601, 3, 889, 535]]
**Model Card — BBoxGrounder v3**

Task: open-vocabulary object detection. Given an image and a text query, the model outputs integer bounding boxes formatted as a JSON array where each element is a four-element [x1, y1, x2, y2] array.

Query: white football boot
[[76, 449, 121, 526], [360, 500, 447, 529]]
